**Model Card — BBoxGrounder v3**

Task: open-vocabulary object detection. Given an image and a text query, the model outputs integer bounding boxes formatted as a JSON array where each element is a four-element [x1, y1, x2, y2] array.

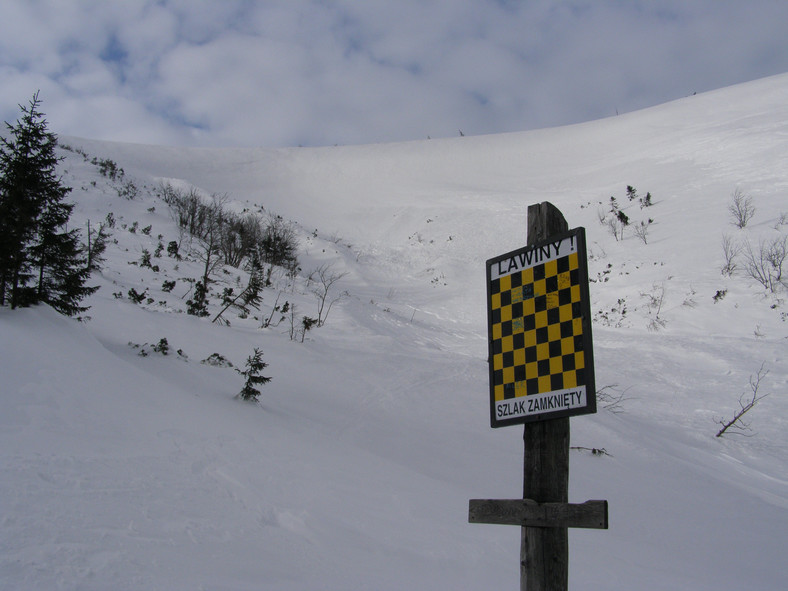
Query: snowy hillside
[[2, 73, 788, 590]]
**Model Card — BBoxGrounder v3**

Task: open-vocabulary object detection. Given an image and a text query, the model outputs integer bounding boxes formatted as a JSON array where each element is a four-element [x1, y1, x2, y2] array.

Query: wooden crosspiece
[[468, 499, 608, 529]]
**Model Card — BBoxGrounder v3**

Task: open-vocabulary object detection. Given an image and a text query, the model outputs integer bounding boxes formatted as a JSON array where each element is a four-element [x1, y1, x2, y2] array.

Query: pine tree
[[236, 348, 271, 402], [0, 92, 96, 314], [0, 95, 46, 307], [186, 280, 210, 317], [33, 222, 97, 315], [241, 249, 265, 310], [85, 219, 110, 272], [28, 177, 97, 315]]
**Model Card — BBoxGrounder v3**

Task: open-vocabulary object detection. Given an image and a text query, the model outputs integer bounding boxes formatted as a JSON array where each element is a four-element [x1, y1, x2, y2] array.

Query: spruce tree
[[85, 219, 110, 273], [0, 92, 96, 314], [0, 95, 45, 307], [186, 280, 210, 317], [236, 348, 271, 402]]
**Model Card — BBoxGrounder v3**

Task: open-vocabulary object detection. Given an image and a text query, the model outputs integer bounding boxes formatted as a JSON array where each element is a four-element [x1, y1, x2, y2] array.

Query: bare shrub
[[162, 185, 210, 237], [596, 207, 607, 226], [720, 233, 741, 276], [633, 219, 652, 244], [191, 195, 227, 286], [308, 264, 349, 327], [220, 212, 264, 267], [728, 188, 755, 228], [160, 182, 298, 275], [596, 384, 633, 413], [640, 282, 667, 331], [259, 214, 299, 274], [742, 235, 787, 292]]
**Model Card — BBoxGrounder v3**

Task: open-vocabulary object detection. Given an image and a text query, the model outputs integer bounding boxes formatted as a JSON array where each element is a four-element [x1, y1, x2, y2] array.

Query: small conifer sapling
[[236, 348, 271, 402], [187, 280, 209, 316]]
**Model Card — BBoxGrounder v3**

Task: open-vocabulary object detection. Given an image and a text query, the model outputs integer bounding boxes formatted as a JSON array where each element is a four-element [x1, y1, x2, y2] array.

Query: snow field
[[2, 72, 788, 589]]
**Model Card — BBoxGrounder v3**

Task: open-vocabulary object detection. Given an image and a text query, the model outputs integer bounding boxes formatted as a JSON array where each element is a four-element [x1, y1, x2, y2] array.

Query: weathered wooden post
[[522, 202, 570, 590], [470, 202, 607, 590]]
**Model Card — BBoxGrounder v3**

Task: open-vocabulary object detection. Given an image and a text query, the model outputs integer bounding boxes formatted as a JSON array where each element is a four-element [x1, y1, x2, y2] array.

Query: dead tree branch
[[596, 384, 634, 413], [715, 364, 769, 437]]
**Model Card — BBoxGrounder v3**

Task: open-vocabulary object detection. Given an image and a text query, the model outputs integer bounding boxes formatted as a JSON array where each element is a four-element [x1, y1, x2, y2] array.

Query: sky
[[2, 0, 788, 148]]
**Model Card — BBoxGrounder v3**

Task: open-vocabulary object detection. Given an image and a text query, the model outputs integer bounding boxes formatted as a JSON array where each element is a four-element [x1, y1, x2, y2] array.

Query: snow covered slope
[[2, 73, 787, 590]]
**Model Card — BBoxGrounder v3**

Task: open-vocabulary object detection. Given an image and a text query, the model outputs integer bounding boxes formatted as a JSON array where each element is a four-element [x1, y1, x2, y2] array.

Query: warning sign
[[486, 228, 596, 428]]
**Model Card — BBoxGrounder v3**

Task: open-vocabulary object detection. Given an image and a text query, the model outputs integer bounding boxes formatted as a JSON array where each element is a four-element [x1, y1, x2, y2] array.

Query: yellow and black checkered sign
[[486, 228, 595, 427]]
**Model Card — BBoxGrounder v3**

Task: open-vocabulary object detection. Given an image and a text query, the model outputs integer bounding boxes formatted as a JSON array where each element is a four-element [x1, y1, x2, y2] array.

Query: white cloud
[[1, 0, 787, 147]]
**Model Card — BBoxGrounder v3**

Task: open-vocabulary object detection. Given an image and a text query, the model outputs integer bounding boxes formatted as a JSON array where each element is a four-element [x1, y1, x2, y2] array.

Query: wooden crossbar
[[468, 499, 608, 529]]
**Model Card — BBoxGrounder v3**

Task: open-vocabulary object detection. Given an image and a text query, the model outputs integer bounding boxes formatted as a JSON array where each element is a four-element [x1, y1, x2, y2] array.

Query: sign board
[[486, 227, 596, 427]]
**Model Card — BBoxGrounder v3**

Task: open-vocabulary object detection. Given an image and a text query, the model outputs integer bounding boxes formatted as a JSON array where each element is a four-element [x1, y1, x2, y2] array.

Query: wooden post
[[522, 202, 570, 591], [470, 201, 607, 587]]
